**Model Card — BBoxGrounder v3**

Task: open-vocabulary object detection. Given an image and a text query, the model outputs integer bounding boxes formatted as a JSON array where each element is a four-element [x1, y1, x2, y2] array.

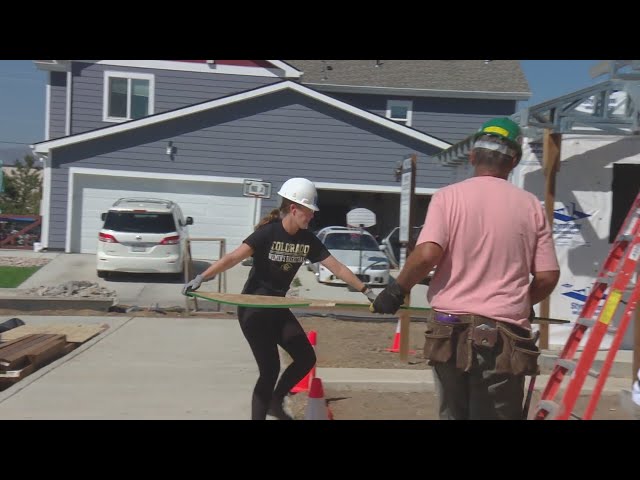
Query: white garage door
[[71, 172, 258, 258]]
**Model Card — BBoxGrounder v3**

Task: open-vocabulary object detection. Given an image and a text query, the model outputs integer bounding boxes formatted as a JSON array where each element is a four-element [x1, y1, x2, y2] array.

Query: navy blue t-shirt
[[242, 220, 330, 296]]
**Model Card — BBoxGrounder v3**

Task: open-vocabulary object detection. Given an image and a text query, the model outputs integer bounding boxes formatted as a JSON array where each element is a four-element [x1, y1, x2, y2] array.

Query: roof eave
[[304, 82, 530, 101], [33, 60, 71, 72]]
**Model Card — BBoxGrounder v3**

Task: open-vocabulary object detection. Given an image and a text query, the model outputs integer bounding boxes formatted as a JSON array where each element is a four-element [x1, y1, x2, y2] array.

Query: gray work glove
[[371, 282, 406, 314], [182, 274, 206, 296], [363, 288, 377, 304]]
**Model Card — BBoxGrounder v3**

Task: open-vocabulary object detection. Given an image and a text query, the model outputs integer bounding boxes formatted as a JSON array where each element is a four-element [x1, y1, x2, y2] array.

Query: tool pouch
[[452, 323, 499, 372], [471, 324, 498, 348], [423, 319, 456, 364], [495, 324, 540, 376], [423, 317, 477, 371]]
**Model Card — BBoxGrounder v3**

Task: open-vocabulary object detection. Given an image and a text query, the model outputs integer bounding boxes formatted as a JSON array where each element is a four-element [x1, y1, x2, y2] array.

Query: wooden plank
[[0, 334, 54, 369], [26, 335, 66, 360], [189, 291, 431, 311], [0, 335, 70, 390], [1, 334, 65, 370], [0, 324, 108, 343], [0, 335, 47, 362], [27, 337, 68, 369], [0, 364, 36, 390], [540, 129, 562, 350], [189, 292, 313, 308]]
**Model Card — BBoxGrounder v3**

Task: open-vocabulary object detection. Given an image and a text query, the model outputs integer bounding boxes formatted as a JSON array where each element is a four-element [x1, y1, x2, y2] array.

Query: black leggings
[[237, 306, 316, 420]]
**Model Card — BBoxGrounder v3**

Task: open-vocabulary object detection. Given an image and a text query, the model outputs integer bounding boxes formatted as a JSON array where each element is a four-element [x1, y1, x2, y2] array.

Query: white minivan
[[96, 198, 193, 278]]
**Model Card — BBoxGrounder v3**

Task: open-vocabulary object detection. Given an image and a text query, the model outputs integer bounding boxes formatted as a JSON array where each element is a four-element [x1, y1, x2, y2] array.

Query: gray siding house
[[32, 60, 530, 256]]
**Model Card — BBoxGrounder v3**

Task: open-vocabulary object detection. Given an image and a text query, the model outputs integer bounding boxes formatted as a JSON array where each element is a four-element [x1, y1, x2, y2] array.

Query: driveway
[[6, 251, 432, 309]]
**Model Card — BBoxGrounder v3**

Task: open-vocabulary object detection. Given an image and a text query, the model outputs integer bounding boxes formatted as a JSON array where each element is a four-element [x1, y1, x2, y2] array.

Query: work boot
[[267, 396, 294, 420]]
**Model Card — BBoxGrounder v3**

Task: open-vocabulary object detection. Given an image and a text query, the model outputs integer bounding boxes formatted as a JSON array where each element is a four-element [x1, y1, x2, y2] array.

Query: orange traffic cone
[[305, 377, 330, 420], [385, 319, 415, 354], [291, 330, 317, 393]]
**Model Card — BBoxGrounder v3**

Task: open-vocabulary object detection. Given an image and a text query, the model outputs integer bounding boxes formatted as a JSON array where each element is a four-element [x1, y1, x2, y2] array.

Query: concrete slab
[[0, 296, 115, 311], [619, 389, 640, 419], [0, 315, 256, 419]]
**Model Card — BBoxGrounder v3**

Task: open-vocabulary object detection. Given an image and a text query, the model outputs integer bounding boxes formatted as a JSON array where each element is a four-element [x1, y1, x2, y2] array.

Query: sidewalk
[[0, 314, 636, 419]]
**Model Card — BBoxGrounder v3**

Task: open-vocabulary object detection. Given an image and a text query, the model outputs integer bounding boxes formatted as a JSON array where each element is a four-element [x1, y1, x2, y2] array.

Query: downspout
[[65, 70, 72, 136], [33, 150, 51, 249], [45, 73, 51, 140]]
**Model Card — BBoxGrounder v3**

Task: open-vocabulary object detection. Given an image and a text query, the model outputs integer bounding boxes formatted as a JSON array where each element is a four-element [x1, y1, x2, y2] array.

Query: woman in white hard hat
[[182, 177, 376, 420]]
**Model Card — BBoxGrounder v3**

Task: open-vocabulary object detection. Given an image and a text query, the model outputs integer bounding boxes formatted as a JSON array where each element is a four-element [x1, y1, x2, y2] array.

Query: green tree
[[0, 155, 42, 214]]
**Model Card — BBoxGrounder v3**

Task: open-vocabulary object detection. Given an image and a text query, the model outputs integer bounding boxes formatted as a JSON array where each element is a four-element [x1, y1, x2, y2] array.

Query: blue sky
[[0, 60, 602, 150]]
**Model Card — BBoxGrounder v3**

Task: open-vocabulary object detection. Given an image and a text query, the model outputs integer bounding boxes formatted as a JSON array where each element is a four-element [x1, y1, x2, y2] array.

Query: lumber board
[[0, 324, 108, 343]]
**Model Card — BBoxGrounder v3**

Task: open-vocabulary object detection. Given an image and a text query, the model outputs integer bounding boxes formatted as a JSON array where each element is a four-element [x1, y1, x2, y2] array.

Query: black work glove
[[371, 282, 406, 314]]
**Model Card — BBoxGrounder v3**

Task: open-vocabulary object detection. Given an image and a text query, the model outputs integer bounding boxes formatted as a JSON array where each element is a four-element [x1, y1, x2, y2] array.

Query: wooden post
[[184, 237, 227, 313], [399, 298, 411, 362], [540, 129, 561, 350], [399, 154, 417, 362], [184, 240, 195, 313]]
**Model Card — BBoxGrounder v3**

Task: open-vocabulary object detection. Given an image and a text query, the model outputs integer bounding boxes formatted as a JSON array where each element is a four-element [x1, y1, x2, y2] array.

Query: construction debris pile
[[26, 281, 116, 298], [0, 256, 50, 268]]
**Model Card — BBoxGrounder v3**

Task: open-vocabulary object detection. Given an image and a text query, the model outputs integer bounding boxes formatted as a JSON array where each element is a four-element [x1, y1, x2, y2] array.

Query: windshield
[[103, 212, 176, 234], [324, 232, 379, 251]]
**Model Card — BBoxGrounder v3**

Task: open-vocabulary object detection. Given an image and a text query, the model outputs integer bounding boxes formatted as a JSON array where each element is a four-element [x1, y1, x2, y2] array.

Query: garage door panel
[[74, 174, 254, 257]]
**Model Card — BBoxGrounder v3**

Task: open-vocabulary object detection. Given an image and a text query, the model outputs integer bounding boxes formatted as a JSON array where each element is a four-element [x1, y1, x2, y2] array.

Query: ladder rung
[[616, 233, 634, 242], [556, 358, 576, 373], [536, 400, 560, 419], [576, 317, 596, 328], [556, 357, 600, 378], [595, 275, 612, 285], [587, 368, 601, 378]]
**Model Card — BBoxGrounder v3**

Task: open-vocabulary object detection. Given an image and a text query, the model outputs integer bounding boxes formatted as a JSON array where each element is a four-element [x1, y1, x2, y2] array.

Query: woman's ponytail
[[255, 208, 281, 230]]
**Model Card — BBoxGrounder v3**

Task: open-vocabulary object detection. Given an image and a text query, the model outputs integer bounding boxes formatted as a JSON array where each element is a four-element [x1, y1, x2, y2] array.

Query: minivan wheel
[[97, 270, 108, 279]]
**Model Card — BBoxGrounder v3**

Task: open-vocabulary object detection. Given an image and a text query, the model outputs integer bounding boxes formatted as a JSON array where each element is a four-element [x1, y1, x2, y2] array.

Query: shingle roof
[[285, 60, 530, 96]]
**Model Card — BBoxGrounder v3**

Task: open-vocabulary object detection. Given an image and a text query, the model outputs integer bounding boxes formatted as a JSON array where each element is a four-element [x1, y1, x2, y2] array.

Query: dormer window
[[386, 100, 413, 126], [103, 71, 154, 122]]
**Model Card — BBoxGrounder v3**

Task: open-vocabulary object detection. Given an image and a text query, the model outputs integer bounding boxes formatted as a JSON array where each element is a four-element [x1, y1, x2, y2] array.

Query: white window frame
[[103, 71, 155, 123], [386, 100, 413, 126]]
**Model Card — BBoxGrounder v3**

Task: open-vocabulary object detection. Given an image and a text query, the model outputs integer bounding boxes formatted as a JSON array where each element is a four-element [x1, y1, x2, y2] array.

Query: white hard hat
[[277, 177, 320, 211]]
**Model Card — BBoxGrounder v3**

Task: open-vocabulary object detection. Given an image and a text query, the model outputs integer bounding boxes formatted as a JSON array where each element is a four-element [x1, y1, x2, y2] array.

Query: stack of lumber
[[0, 323, 107, 390]]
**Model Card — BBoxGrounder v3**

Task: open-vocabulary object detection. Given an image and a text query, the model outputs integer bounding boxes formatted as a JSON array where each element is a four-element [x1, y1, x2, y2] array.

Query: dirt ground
[[1, 307, 635, 420], [287, 386, 631, 420], [288, 315, 635, 420]]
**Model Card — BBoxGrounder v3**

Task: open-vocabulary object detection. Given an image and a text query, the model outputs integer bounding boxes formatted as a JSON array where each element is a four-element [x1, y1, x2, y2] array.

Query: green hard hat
[[473, 117, 523, 158]]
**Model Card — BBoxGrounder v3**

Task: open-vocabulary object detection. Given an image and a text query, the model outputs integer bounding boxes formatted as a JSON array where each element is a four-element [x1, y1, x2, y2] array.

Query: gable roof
[[32, 80, 451, 154], [286, 60, 530, 100]]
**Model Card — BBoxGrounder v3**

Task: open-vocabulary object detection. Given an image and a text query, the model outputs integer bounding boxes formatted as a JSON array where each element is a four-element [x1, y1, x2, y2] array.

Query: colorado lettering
[[270, 242, 310, 255]]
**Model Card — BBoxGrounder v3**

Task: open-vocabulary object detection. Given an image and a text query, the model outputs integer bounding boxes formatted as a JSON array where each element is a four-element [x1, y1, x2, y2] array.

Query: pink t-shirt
[[417, 176, 559, 328]]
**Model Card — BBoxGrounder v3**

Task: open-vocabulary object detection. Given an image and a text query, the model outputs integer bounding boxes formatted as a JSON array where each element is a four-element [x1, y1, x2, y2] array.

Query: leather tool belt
[[423, 310, 540, 375]]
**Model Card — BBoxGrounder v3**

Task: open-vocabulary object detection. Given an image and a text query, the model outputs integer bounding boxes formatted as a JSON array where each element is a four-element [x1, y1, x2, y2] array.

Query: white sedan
[[313, 229, 390, 286]]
